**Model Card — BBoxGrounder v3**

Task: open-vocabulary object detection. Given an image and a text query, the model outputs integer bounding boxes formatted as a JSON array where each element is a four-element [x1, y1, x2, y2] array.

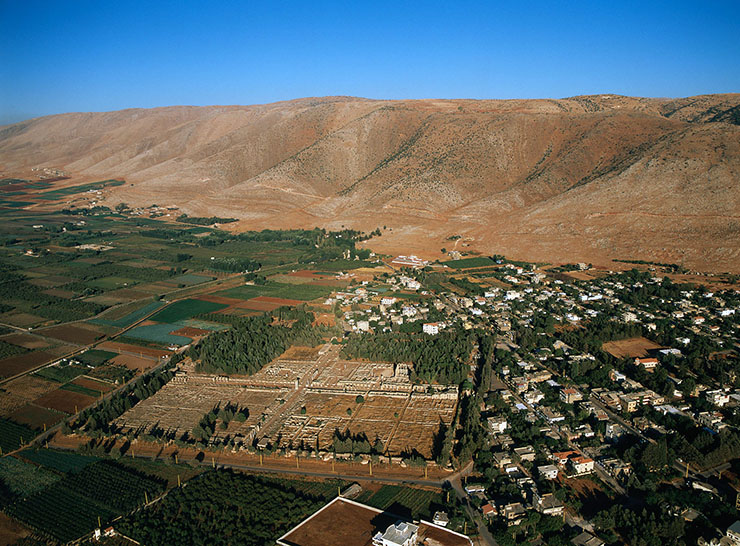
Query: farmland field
[[0, 351, 55, 380], [91, 300, 164, 328], [0, 333, 51, 350], [34, 179, 125, 201], [33, 363, 87, 383], [109, 353, 157, 372], [124, 323, 192, 346], [19, 448, 99, 474], [39, 324, 103, 345], [8, 404, 65, 429], [71, 376, 114, 393], [97, 341, 171, 359], [34, 388, 97, 414], [0, 375, 59, 416], [0, 456, 62, 497], [443, 256, 496, 269], [356, 484, 443, 519], [217, 281, 334, 302], [168, 273, 213, 286], [76, 349, 118, 367], [150, 299, 227, 323], [0, 417, 36, 452], [0, 339, 30, 359]]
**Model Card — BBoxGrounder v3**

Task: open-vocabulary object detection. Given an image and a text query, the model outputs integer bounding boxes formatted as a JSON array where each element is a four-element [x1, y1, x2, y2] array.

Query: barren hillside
[[1, 94, 739, 270]]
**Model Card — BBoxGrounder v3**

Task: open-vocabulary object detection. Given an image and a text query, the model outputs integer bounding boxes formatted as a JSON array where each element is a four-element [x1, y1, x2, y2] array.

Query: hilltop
[[1, 94, 739, 271]]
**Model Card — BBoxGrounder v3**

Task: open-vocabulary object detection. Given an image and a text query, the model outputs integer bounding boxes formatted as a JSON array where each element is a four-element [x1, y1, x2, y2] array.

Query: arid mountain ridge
[[1, 94, 739, 271]]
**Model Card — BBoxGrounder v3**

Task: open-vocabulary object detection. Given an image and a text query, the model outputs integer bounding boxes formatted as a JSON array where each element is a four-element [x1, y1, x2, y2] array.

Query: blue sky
[[1, 0, 738, 123]]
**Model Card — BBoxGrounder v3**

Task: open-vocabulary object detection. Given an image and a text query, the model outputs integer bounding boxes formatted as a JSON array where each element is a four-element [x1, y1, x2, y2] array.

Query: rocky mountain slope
[[1, 94, 739, 270]]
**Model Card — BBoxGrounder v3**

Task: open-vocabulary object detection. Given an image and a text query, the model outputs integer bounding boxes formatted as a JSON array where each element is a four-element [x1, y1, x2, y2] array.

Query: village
[[317, 253, 740, 545]]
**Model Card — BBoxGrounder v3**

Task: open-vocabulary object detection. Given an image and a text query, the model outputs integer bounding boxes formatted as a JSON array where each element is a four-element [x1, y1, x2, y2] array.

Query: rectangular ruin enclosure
[[114, 344, 458, 457]]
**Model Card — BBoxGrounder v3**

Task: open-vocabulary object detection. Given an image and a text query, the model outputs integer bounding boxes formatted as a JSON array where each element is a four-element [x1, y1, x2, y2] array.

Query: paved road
[[449, 462, 498, 546]]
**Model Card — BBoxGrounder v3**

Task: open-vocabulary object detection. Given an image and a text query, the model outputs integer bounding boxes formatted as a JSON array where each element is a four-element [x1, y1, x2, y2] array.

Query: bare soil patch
[[235, 299, 282, 311], [0, 351, 55, 379], [0, 312, 47, 327], [34, 388, 97, 414], [253, 295, 305, 306], [0, 333, 50, 350], [170, 326, 210, 338], [0, 511, 31, 546], [602, 336, 662, 359], [110, 353, 158, 372], [40, 324, 103, 345], [71, 376, 115, 393], [0, 374, 59, 416], [197, 294, 244, 305], [8, 404, 65, 429]]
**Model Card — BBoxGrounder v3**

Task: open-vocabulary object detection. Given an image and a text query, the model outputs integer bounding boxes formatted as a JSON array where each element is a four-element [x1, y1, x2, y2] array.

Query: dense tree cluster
[[117, 470, 329, 546], [207, 257, 261, 273], [194, 307, 323, 375], [592, 504, 685, 546], [341, 326, 474, 384]]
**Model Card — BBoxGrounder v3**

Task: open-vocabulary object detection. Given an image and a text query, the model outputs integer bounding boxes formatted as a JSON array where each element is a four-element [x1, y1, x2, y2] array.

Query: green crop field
[[356, 485, 442, 519], [35, 179, 125, 201], [19, 449, 99, 474], [5, 459, 165, 542], [175, 318, 229, 331], [34, 364, 88, 383], [218, 281, 334, 302], [150, 299, 228, 323], [443, 256, 496, 269], [124, 324, 192, 346], [0, 417, 37, 452], [61, 382, 103, 398], [86, 276, 138, 290], [91, 300, 165, 328], [76, 349, 117, 367], [168, 273, 213, 286], [0, 456, 62, 498]]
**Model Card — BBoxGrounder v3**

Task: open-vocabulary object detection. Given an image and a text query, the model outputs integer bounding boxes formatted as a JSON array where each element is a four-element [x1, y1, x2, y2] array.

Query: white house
[[568, 456, 595, 475], [373, 521, 419, 546], [727, 521, 740, 544], [423, 322, 444, 335], [705, 389, 730, 407], [537, 464, 559, 480], [487, 416, 508, 434]]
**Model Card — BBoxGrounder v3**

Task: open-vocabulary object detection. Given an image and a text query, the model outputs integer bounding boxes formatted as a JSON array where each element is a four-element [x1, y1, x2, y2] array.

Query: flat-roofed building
[[277, 497, 473, 546]]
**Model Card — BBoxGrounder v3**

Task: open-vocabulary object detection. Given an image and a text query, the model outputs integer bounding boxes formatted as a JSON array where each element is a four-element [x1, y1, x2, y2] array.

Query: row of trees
[[70, 357, 179, 435]]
